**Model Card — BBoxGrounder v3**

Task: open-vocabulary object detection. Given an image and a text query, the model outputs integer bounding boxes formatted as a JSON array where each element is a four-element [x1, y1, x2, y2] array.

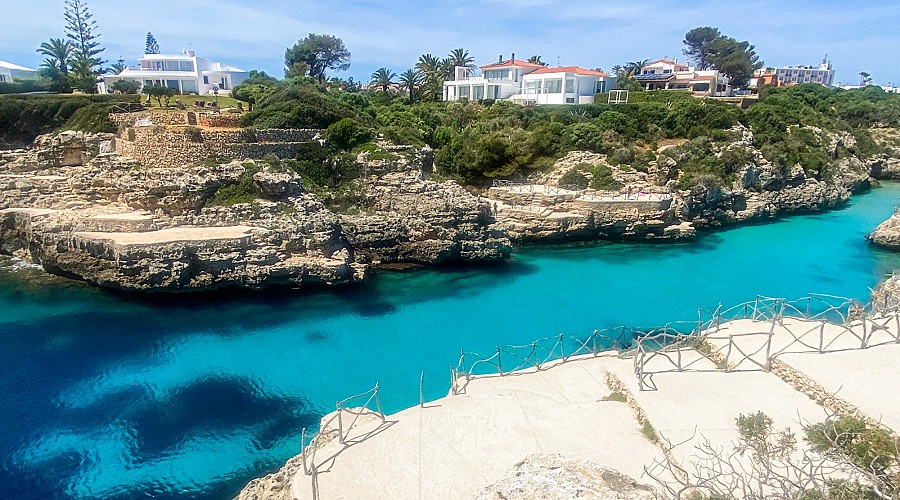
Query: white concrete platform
[[74, 225, 256, 245], [292, 356, 663, 500]]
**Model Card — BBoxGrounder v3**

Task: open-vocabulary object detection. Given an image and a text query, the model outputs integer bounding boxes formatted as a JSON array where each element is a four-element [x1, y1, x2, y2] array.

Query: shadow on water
[[125, 376, 318, 463]]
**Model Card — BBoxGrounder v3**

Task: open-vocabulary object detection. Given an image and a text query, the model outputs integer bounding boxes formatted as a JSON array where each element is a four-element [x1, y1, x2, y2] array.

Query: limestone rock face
[[868, 212, 900, 251], [680, 126, 874, 229], [871, 273, 900, 311], [0, 133, 510, 291], [343, 169, 511, 264], [470, 454, 655, 500]]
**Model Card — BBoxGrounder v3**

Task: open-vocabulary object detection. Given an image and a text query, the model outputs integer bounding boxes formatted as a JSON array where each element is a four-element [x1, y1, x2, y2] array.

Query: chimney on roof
[[674, 57, 678, 64], [499, 54, 503, 63], [511, 52, 515, 63]]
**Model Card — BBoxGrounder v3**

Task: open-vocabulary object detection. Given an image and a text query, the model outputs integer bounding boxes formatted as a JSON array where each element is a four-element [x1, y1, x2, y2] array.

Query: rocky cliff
[[0, 132, 509, 292], [343, 146, 510, 263], [483, 125, 878, 243], [680, 127, 874, 229]]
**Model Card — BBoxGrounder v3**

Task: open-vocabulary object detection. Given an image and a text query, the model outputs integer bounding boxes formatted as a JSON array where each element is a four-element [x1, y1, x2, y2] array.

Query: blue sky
[[3, 0, 899, 86]]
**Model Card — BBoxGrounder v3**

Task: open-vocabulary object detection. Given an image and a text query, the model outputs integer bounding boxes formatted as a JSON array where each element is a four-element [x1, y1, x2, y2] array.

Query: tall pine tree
[[145, 32, 160, 54], [64, 0, 104, 92]]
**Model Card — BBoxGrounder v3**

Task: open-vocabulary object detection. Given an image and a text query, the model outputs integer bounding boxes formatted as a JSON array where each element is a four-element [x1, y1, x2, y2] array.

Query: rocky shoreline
[[0, 131, 509, 291], [0, 122, 892, 293]]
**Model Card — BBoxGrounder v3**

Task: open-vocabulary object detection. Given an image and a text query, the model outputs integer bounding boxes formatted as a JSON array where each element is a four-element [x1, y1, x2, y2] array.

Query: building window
[[203, 76, 209, 84], [596, 80, 607, 94], [565, 78, 575, 93], [179, 61, 194, 72], [145, 80, 153, 86], [565, 97, 575, 103], [663, 69, 672, 74], [458, 85, 470, 98], [544, 78, 562, 93], [181, 79, 198, 93]]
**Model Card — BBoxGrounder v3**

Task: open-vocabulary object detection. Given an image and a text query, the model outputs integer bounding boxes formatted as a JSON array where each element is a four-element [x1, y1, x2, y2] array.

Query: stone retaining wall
[[769, 359, 876, 425], [110, 111, 188, 127], [197, 113, 242, 128], [115, 126, 323, 169]]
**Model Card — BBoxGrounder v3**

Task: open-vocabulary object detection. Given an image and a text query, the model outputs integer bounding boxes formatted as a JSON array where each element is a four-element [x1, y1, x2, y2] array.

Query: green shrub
[[608, 147, 635, 166], [559, 168, 589, 189], [241, 81, 364, 129], [721, 146, 753, 173], [589, 163, 623, 191], [324, 118, 372, 150], [207, 175, 260, 206], [59, 103, 118, 133]]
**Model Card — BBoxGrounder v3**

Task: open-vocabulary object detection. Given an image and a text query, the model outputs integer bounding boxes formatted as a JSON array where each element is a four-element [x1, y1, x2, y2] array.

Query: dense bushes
[[240, 82, 365, 129], [324, 118, 372, 149], [0, 94, 138, 144]]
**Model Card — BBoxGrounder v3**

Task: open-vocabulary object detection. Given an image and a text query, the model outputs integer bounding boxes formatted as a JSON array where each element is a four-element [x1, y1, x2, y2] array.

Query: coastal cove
[[3, 183, 900, 499]]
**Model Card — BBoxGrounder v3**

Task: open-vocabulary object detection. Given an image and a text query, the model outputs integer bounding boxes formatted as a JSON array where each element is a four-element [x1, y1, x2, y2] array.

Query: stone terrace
[[262, 310, 900, 499]]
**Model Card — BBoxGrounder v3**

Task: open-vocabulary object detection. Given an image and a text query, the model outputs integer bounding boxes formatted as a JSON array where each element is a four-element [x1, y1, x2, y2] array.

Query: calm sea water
[[2, 184, 900, 499]]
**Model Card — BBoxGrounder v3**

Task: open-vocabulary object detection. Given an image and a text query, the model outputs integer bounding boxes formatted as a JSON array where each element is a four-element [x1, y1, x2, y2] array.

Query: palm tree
[[611, 65, 625, 77], [398, 69, 423, 104], [527, 55, 548, 67], [370, 67, 396, 92], [859, 71, 872, 86], [626, 59, 650, 78], [36, 38, 73, 75], [416, 53, 443, 78], [107, 57, 126, 75], [447, 48, 476, 75]]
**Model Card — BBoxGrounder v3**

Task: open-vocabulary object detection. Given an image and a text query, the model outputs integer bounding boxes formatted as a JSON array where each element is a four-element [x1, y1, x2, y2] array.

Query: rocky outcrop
[[679, 126, 874, 229], [488, 151, 695, 242], [867, 212, 900, 251], [871, 273, 900, 311], [0, 133, 509, 292], [0, 164, 362, 291], [343, 145, 511, 264], [470, 454, 655, 500]]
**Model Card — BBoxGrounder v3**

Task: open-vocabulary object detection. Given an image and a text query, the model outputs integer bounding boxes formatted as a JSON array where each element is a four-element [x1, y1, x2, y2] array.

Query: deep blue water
[[2, 184, 900, 499]]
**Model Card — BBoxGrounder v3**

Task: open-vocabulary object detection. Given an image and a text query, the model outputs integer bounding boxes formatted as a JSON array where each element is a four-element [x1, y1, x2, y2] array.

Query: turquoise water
[[2, 184, 900, 499]]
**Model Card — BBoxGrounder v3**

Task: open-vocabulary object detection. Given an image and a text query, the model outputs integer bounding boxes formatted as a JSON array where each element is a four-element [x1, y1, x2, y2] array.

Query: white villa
[[443, 55, 615, 105], [100, 51, 248, 95], [633, 58, 731, 96], [0, 60, 38, 82]]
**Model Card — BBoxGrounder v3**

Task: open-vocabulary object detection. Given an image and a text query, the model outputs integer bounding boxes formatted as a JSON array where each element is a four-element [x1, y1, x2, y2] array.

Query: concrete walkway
[[286, 315, 900, 499], [291, 355, 663, 500]]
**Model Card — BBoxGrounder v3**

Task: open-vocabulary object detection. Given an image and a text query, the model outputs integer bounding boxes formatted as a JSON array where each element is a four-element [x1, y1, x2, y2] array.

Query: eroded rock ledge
[[0, 132, 509, 291]]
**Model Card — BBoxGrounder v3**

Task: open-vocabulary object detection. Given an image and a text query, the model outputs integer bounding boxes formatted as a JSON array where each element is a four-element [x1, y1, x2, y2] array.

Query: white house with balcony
[[0, 60, 38, 82], [443, 55, 615, 105], [511, 66, 613, 105], [100, 51, 248, 95], [633, 58, 731, 96], [443, 56, 544, 101]]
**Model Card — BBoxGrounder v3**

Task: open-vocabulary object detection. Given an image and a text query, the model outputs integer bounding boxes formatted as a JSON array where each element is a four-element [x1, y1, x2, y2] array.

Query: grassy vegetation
[[600, 391, 628, 403], [146, 94, 241, 111], [641, 421, 659, 444]]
